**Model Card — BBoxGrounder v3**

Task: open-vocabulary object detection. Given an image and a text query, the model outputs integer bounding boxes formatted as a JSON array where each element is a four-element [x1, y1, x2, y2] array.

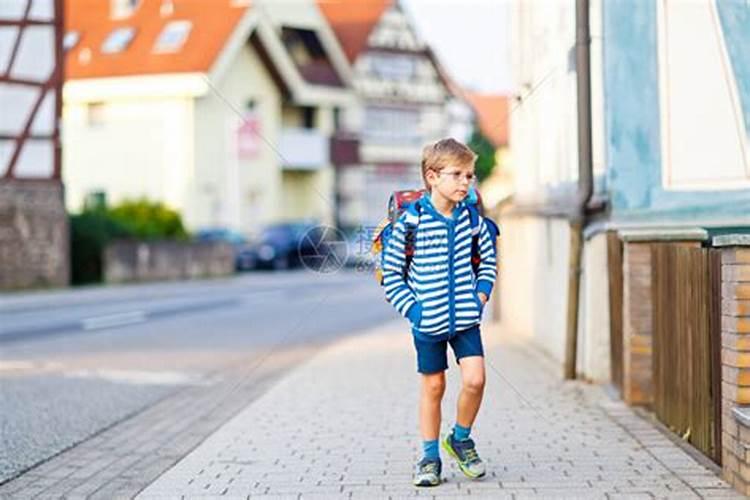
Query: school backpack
[[370, 188, 499, 285]]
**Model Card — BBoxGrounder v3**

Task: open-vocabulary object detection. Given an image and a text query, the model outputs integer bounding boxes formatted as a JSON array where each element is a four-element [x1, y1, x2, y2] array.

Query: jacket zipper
[[447, 219, 455, 337]]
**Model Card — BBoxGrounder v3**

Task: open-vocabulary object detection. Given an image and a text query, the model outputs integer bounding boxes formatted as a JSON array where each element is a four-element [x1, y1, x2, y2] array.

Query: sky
[[401, 0, 513, 94]]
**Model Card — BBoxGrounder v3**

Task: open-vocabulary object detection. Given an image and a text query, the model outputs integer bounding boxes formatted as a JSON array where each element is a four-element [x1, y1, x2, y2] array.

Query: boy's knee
[[423, 375, 446, 398], [463, 374, 485, 394]]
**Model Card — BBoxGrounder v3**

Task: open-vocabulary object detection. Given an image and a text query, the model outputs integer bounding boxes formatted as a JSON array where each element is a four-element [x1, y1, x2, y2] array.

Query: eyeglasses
[[437, 170, 476, 184]]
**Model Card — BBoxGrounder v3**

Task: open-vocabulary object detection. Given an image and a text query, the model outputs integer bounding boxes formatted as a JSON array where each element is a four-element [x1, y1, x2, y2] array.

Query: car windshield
[[261, 226, 291, 239], [261, 224, 300, 240], [196, 229, 246, 245], [258, 223, 317, 244]]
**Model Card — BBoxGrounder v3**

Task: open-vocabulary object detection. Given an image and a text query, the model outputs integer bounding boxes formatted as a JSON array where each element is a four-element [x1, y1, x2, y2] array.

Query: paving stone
[[8, 322, 739, 498], [134, 323, 738, 497]]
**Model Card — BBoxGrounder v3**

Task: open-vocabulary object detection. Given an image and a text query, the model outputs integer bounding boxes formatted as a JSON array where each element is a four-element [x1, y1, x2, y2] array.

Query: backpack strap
[[484, 217, 500, 241], [403, 199, 422, 278], [467, 203, 480, 235], [468, 204, 482, 274]]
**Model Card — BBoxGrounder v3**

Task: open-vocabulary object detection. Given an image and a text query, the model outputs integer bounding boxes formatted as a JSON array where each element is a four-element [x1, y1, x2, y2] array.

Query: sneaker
[[442, 431, 486, 479], [412, 457, 442, 486]]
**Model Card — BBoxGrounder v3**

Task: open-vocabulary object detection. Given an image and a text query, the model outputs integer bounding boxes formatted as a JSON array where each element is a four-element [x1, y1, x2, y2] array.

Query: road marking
[[241, 290, 285, 302], [65, 369, 200, 386], [81, 311, 147, 331], [0, 360, 36, 371], [0, 360, 65, 374]]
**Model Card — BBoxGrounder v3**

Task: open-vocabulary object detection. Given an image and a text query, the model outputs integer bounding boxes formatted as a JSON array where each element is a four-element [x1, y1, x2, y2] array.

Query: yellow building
[[63, 0, 355, 236]]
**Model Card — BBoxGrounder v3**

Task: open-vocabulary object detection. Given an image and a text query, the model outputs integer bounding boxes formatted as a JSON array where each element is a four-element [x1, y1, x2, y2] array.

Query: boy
[[382, 138, 497, 486]]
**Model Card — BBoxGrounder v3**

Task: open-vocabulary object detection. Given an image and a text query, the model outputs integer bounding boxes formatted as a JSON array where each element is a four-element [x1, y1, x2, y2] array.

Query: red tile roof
[[65, 0, 249, 79], [316, 0, 391, 63], [465, 91, 510, 147]]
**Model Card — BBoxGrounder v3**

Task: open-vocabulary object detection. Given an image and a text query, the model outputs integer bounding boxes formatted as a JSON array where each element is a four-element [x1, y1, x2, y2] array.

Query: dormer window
[[153, 20, 192, 53], [101, 27, 136, 54], [110, 0, 140, 20], [63, 31, 80, 52], [280, 27, 342, 87]]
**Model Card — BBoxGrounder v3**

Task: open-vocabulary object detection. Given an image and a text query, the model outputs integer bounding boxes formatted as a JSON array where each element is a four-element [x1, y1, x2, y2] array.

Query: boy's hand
[[478, 292, 488, 305]]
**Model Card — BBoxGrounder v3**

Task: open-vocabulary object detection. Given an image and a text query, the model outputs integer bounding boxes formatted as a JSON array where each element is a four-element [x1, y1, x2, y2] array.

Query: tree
[[468, 127, 497, 183]]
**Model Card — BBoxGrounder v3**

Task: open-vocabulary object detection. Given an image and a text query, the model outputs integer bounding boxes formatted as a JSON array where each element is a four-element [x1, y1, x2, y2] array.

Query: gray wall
[[104, 241, 234, 284], [0, 181, 69, 290]]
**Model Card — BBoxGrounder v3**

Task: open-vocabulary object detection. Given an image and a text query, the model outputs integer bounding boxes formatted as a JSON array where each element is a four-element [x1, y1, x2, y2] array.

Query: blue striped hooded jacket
[[382, 195, 498, 342]]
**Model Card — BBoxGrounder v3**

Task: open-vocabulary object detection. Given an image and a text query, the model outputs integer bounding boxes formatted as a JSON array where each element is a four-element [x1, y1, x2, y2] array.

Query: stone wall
[[104, 241, 234, 284], [0, 181, 69, 289]]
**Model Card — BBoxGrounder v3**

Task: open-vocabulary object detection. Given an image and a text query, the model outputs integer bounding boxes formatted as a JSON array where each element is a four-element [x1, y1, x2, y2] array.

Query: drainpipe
[[564, 0, 594, 380]]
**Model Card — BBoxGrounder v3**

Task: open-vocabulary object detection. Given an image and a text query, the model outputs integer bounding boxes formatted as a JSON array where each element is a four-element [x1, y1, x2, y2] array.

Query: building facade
[[507, 0, 750, 492], [0, 0, 69, 289], [504, 0, 608, 375], [63, 0, 354, 237], [319, 0, 452, 233]]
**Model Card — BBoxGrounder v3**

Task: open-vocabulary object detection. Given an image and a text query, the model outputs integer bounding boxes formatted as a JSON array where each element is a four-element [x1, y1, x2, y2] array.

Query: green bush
[[70, 209, 133, 285], [69, 199, 188, 285], [107, 199, 188, 241]]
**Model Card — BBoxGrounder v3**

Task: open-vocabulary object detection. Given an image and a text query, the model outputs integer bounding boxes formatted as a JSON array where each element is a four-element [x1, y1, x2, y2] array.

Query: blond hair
[[421, 138, 477, 191]]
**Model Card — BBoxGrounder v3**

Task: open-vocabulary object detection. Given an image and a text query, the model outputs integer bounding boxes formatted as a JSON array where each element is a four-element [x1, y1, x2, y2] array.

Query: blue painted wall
[[602, 0, 750, 222], [603, 0, 662, 213]]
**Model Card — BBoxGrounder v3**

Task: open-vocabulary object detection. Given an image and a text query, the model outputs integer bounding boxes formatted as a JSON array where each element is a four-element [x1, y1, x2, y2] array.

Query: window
[[110, 0, 140, 19], [282, 27, 325, 65], [101, 27, 135, 54], [363, 106, 421, 144], [87, 102, 106, 127], [63, 31, 80, 52], [160, 0, 174, 17], [280, 27, 342, 87], [153, 20, 191, 53], [84, 191, 107, 211], [302, 107, 315, 129], [369, 53, 415, 81], [282, 105, 316, 129], [657, 0, 750, 189], [333, 107, 341, 131]]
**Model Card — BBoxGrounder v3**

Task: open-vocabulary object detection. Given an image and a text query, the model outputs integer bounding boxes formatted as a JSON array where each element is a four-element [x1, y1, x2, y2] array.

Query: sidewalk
[[137, 321, 743, 499]]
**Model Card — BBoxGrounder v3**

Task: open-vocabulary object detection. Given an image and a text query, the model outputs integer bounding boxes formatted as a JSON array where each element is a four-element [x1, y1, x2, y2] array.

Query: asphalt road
[[0, 269, 397, 483]]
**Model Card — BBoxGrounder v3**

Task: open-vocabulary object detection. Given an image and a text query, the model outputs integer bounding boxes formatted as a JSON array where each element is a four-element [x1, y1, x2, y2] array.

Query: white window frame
[[657, 0, 750, 191]]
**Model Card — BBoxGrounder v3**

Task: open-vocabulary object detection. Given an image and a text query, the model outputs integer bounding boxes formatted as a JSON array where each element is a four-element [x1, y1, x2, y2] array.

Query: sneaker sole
[[413, 476, 441, 487], [441, 436, 486, 479]]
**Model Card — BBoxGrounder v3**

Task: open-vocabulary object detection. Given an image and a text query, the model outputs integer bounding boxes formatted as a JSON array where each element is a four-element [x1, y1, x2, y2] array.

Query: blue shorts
[[412, 325, 484, 374]]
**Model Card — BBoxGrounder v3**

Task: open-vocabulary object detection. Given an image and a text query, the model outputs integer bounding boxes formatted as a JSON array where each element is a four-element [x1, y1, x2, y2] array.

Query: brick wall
[[720, 245, 750, 495], [0, 181, 69, 289], [622, 242, 654, 406]]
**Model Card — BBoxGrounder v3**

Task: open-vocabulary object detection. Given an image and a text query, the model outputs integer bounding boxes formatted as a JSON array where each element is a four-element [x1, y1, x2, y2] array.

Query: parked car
[[238, 222, 340, 271], [344, 230, 373, 270], [194, 228, 250, 271]]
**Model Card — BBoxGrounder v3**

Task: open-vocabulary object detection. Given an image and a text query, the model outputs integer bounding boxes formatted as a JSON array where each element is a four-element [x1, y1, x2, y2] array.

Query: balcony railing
[[279, 127, 329, 170]]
